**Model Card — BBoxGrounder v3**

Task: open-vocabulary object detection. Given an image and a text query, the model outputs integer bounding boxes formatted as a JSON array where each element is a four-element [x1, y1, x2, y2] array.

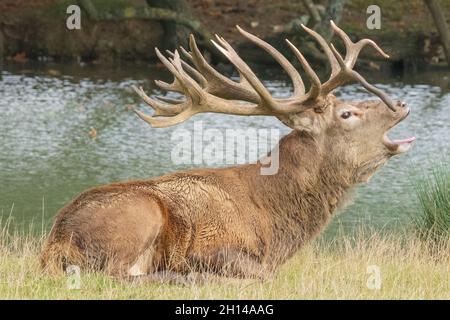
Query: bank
[[0, 0, 448, 72]]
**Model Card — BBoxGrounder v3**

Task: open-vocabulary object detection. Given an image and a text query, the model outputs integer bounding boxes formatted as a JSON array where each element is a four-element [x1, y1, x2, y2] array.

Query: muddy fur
[[41, 96, 411, 279]]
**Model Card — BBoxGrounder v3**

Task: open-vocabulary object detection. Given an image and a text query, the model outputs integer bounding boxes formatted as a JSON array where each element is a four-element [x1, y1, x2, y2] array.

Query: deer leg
[[123, 271, 211, 286], [123, 270, 265, 286], [188, 248, 272, 280], [127, 245, 155, 276], [213, 249, 272, 280], [122, 249, 272, 285]]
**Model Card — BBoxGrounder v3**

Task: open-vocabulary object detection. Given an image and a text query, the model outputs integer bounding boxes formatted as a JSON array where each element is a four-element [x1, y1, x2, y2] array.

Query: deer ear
[[277, 112, 323, 135]]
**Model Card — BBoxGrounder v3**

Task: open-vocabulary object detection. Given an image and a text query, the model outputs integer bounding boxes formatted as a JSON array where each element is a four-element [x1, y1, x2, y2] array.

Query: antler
[[134, 22, 395, 128], [301, 21, 396, 110]]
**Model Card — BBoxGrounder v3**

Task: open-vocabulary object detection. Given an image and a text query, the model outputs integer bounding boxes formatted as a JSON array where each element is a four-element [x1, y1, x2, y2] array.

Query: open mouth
[[383, 135, 416, 153], [382, 108, 416, 154]]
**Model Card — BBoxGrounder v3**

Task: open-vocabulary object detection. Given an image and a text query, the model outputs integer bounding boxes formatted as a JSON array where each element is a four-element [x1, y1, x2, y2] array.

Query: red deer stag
[[41, 22, 415, 280]]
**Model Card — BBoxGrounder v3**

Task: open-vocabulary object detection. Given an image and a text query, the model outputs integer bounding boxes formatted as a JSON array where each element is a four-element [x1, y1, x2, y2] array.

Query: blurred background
[[0, 0, 449, 236], [0, 0, 449, 68]]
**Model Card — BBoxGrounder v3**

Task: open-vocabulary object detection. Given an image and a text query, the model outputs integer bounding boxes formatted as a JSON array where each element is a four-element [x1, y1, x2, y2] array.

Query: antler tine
[[211, 35, 279, 111], [154, 79, 179, 92], [285, 39, 321, 101], [155, 95, 184, 104], [152, 48, 185, 93], [330, 21, 389, 68], [328, 44, 396, 111], [169, 50, 204, 104], [301, 24, 340, 77], [179, 45, 193, 61], [236, 25, 306, 97], [166, 49, 207, 88], [135, 107, 197, 128], [188, 34, 259, 102], [134, 50, 204, 127], [163, 48, 204, 97], [132, 85, 184, 116]]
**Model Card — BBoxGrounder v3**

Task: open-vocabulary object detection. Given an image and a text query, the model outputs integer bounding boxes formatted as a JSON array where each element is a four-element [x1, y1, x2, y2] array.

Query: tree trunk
[[314, 0, 346, 39], [78, 0, 99, 20], [0, 28, 4, 76], [146, 0, 186, 50], [300, 0, 347, 65], [302, 0, 322, 26], [424, 0, 450, 66]]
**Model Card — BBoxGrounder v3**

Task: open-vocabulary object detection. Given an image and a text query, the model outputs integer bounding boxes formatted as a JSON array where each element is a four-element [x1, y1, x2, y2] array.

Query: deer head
[[133, 21, 415, 182]]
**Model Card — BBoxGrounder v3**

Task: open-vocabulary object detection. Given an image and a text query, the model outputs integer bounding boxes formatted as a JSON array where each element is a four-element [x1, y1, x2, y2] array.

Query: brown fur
[[41, 96, 411, 279]]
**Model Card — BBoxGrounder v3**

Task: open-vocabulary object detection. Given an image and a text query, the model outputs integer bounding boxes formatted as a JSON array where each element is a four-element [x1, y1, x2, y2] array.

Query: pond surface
[[0, 62, 449, 236]]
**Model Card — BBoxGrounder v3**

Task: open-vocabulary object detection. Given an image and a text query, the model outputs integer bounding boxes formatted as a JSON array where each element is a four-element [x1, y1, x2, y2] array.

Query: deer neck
[[247, 130, 355, 258], [266, 129, 354, 197]]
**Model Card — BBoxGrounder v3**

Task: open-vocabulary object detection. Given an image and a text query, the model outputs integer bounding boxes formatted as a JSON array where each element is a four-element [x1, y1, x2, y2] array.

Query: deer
[[41, 22, 415, 281]]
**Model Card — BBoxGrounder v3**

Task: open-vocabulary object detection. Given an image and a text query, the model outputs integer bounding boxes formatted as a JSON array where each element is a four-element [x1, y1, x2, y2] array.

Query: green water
[[0, 62, 449, 235]]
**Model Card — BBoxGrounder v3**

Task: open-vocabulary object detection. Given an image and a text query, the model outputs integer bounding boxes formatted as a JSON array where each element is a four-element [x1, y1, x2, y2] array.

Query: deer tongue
[[383, 134, 416, 153], [390, 137, 416, 145]]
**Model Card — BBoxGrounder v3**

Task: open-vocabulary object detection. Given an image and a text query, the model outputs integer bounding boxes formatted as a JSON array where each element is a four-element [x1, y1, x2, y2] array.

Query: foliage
[[414, 161, 450, 243]]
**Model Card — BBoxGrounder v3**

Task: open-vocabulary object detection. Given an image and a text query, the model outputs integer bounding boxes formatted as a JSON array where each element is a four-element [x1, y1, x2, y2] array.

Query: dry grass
[[0, 227, 448, 300]]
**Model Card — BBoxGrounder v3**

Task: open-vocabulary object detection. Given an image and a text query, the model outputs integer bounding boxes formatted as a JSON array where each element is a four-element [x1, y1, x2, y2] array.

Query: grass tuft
[[414, 161, 450, 243]]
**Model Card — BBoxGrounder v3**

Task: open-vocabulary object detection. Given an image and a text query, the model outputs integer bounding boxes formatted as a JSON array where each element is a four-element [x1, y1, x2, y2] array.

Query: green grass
[[414, 161, 450, 243], [0, 227, 448, 299]]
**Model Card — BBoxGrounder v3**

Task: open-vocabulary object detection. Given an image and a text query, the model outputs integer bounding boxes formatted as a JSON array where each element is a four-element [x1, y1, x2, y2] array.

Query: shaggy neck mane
[[246, 130, 355, 263]]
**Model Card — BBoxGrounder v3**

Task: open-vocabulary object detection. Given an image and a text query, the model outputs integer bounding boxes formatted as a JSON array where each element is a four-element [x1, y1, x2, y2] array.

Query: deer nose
[[396, 101, 407, 108]]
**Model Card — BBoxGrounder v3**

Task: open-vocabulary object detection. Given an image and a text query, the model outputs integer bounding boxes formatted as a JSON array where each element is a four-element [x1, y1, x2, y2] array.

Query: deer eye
[[341, 111, 352, 119]]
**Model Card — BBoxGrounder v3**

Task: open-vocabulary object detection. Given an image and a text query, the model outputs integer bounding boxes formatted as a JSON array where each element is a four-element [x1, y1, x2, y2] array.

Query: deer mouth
[[383, 107, 415, 154], [383, 135, 416, 153]]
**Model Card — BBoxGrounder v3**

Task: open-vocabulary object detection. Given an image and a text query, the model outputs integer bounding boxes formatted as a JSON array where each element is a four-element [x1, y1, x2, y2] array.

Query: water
[[0, 63, 449, 235]]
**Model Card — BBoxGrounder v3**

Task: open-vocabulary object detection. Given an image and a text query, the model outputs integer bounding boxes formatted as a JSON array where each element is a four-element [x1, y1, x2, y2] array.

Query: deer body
[[41, 23, 414, 279], [42, 130, 355, 277]]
